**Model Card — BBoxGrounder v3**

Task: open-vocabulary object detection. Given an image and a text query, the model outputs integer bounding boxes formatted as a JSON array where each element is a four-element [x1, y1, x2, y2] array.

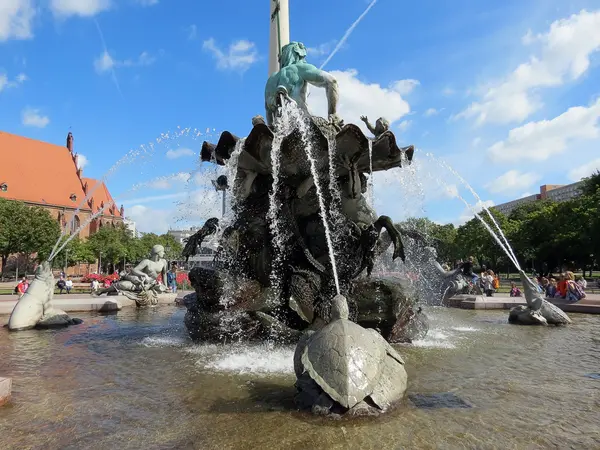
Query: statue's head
[[375, 117, 390, 132], [279, 42, 307, 68], [151, 244, 165, 259]]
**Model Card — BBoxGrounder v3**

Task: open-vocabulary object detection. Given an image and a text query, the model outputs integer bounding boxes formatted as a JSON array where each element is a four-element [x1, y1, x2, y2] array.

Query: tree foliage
[[0, 198, 183, 275], [0, 199, 61, 276], [406, 172, 600, 275]]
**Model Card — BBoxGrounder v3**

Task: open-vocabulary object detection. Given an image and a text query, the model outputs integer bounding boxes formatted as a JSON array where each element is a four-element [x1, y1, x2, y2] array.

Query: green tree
[[51, 236, 97, 269], [0, 199, 61, 277], [455, 208, 514, 271], [137, 232, 182, 261], [86, 226, 131, 272]]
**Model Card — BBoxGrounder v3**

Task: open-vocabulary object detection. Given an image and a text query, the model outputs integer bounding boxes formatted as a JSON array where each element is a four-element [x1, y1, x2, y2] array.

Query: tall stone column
[[268, 0, 290, 76]]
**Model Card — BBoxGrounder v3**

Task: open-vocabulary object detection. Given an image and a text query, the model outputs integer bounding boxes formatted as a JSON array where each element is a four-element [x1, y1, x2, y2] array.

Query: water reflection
[[1, 307, 599, 449]]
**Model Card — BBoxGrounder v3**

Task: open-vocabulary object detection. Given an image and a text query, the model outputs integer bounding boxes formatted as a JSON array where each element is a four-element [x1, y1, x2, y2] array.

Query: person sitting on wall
[[546, 278, 558, 298], [509, 282, 522, 297], [56, 277, 66, 294]]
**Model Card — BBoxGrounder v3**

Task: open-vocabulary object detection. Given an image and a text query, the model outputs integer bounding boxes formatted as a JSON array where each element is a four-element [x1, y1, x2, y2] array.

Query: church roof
[[82, 177, 122, 218], [0, 131, 121, 217]]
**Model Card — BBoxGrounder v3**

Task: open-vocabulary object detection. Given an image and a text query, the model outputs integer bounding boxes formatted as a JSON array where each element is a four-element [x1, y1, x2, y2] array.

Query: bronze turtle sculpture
[[293, 294, 408, 416]]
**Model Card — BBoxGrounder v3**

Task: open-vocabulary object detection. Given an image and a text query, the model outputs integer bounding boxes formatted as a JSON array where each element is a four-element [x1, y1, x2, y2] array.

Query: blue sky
[[1, 0, 600, 233]]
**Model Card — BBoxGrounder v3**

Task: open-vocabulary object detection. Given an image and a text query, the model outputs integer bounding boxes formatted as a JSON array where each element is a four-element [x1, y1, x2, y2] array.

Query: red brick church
[[0, 130, 124, 274]]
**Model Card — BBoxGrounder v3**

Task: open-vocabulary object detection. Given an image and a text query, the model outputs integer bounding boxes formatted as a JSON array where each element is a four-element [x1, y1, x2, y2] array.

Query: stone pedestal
[[0, 377, 12, 406]]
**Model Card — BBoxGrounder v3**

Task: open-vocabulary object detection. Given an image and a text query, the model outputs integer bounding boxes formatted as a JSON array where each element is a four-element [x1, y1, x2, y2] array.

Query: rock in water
[[294, 294, 407, 416], [8, 261, 82, 331], [508, 270, 571, 326]]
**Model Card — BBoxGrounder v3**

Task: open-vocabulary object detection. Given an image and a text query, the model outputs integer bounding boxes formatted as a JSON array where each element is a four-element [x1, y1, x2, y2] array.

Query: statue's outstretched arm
[[360, 116, 377, 136], [300, 65, 339, 116], [131, 260, 149, 278]]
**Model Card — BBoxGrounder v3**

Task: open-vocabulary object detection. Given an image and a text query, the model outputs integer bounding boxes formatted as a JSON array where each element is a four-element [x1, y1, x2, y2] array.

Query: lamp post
[[211, 175, 228, 218], [98, 251, 102, 274]]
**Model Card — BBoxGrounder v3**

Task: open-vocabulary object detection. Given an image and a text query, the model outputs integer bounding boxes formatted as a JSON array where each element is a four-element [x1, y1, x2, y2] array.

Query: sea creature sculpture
[[94, 244, 169, 306], [293, 295, 408, 416], [8, 261, 81, 331], [508, 270, 571, 326]]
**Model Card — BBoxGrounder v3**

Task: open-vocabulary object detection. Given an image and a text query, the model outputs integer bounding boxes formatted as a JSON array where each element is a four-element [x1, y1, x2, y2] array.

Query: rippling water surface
[[1, 306, 599, 449]]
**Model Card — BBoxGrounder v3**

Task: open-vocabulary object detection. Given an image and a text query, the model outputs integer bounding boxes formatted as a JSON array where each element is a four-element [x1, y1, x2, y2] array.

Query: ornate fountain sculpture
[[182, 41, 427, 358], [94, 244, 172, 306], [8, 261, 82, 331]]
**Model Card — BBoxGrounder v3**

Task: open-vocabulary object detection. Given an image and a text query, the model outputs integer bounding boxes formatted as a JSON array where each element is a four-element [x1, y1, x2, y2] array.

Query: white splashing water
[[286, 103, 341, 294], [268, 107, 293, 291], [185, 343, 294, 375], [427, 154, 521, 270], [50, 126, 212, 261], [141, 336, 188, 348]]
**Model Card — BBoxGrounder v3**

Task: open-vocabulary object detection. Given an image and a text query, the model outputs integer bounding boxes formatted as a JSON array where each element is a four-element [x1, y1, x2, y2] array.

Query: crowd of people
[[452, 257, 590, 302]]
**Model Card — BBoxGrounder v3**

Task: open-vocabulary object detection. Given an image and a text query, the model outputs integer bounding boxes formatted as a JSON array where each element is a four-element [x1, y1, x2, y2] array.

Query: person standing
[[167, 263, 178, 293], [482, 270, 495, 297]]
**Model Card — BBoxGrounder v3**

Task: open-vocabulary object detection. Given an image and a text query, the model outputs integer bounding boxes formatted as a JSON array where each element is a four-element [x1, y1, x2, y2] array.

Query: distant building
[[168, 227, 200, 246], [168, 226, 217, 268], [0, 130, 124, 275], [123, 218, 140, 237], [494, 182, 584, 216]]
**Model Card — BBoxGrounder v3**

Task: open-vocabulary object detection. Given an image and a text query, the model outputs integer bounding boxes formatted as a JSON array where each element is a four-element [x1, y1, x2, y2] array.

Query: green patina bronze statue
[[264, 41, 341, 127]]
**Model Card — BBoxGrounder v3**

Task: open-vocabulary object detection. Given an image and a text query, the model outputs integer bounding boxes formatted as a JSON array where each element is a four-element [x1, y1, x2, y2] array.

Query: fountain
[[179, 41, 425, 414]]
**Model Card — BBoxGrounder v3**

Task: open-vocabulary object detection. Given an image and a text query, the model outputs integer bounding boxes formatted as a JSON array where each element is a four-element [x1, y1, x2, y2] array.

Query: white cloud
[[202, 38, 259, 72], [126, 205, 173, 234], [0, 0, 35, 41], [186, 24, 197, 40], [485, 170, 541, 194], [456, 200, 496, 226], [94, 50, 114, 73], [442, 184, 459, 199], [424, 108, 441, 117], [0, 71, 27, 92], [166, 148, 195, 159], [390, 79, 420, 95], [568, 157, 600, 181], [457, 10, 600, 125], [94, 50, 156, 74], [76, 154, 88, 169], [308, 69, 411, 133], [21, 107, 50, 128], [144, 172, 191, 190], [122, 192, 187, 205], [307, 40, 336, 58], [488, 98, 600, 162], [397, 120, 412, 132], [50, 0, 111, 17]]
